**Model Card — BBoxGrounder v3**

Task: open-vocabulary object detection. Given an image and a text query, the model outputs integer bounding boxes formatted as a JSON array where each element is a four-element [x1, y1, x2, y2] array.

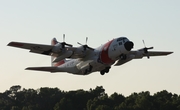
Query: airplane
[[7, 35, 173, 75]]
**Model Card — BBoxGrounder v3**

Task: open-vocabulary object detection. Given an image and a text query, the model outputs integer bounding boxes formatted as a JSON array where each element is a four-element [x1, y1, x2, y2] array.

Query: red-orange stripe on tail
[[53, 60, 65, 67]]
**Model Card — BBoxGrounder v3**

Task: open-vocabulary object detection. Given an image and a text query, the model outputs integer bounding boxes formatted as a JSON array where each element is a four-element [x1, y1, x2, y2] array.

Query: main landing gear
[[100, 67, 111, 75], [84, 64, 93, 75]]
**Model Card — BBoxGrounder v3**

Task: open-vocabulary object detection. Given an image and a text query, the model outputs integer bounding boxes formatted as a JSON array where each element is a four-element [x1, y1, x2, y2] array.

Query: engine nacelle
[[134, 51, 143, 59], [52, 43, 63, 53], [53, 51, 73, 62], [73, 46, 86, 56]]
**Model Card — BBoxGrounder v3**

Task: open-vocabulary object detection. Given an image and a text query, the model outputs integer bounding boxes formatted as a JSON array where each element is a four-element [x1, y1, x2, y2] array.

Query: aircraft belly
[[91, 66, 103, 73], [56, 66, 79, 74]]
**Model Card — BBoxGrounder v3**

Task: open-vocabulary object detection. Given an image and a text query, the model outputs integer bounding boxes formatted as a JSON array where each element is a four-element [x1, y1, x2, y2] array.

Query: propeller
[[77, 37, 94, 51], [142, 40, 153, 59], [61, 34, 73, 48]]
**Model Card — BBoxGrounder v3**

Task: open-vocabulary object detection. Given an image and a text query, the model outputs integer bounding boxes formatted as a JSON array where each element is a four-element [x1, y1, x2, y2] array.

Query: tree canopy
[[0, 85, 180, 110]]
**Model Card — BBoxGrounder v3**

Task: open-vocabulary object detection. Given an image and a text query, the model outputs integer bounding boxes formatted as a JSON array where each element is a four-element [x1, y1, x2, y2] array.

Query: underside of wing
[[143, 51, 173, 56], [8, 42, 54, 55], [114, 59, 132, 66], [66, 47, 95, 59], [115, 51, 173, 66]]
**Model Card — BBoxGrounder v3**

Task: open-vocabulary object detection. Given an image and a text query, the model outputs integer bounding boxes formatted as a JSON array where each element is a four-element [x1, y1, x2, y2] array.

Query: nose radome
[[124, 41, 134, 51]]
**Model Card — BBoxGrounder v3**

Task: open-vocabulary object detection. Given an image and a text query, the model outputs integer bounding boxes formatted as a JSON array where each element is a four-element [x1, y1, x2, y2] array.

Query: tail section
[[51, 38, 58, 46], [52, 58, 66, 67], [53, 60, 66, 67], [51, 38, 58, 66], [51, 38, 66, 67]]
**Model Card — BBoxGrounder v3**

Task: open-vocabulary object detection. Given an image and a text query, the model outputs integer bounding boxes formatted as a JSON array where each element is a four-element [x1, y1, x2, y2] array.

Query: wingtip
[[7, 42, 12, 46], [168, 51, 174, 55], [7, 42, 24, 47], [25, 67, 31, 70]]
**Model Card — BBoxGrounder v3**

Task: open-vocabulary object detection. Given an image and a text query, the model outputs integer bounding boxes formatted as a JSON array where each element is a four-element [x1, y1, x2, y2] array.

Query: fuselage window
[[122, 38, 126, 43]]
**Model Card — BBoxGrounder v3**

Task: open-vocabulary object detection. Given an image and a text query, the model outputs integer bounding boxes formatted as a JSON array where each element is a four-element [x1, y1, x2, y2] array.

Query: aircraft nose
[[124, 41, 134, 51]]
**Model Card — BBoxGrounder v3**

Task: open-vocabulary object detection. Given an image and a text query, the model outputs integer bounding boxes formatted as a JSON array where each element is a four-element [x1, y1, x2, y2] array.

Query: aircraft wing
[[8, 42, 54, 55], [131, 51, 173, 57], [25, 67, 65, 72], [115, 51, 173, 66], [142, 51, 173, 57], [67, 47, 94, 59], [7, 42, 94, 59]]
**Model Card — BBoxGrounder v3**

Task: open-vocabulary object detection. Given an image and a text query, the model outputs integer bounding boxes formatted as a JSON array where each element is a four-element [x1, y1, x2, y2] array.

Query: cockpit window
[[117, 37, 126, 43], [117, 38, 122, 42]]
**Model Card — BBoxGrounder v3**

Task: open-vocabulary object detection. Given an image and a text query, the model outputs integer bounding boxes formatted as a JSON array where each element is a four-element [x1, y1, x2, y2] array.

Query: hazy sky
[[0, 0, 179, 96]]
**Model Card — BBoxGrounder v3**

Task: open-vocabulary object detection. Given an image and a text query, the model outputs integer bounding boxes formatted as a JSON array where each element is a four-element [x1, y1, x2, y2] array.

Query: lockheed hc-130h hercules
[[8, 35, 173, 75]]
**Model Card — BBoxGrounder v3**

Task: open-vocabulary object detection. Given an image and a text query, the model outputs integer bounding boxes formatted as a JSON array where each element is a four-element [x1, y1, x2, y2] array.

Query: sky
[[0, 0, 179, 96]]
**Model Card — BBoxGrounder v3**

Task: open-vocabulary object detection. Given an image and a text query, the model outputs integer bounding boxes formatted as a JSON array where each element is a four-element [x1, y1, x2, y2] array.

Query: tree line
[[0, 85, 180, 110]]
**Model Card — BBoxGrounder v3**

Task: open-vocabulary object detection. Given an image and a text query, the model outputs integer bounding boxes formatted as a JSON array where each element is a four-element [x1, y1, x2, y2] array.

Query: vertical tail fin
[[51, 38, 66, 67], [51, 38, 58, 46], [51, 38, 58, 66]]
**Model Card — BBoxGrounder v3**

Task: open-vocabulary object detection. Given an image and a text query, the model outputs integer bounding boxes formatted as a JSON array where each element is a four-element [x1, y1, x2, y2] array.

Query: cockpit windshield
[[117, 37, 127, 43]]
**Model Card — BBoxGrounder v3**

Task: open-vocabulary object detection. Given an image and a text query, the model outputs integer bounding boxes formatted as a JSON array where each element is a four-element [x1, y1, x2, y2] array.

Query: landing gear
[[100, 71, 105, 75], [100, 67, 111, 75], [89, 65, 93, 72], [84, 64, 93, 75], [84, 69, 88, 75]]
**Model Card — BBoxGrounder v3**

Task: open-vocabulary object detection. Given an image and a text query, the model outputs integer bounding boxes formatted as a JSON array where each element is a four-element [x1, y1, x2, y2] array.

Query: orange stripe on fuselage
[[100, 40, 115, 64]]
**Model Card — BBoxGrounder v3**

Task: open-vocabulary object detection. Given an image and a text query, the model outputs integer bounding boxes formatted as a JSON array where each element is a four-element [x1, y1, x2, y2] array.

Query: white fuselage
[[56, 37, 133, 75]]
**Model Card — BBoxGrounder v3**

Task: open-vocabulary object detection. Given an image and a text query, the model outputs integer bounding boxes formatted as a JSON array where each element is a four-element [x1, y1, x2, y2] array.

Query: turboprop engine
[[52, 43, 63, 53], [51, 34, 73, 54]]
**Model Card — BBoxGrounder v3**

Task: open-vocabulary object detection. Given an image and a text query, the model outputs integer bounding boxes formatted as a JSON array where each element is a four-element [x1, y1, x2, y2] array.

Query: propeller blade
[[141, 40, 154, 59], [77, 37, 94, 51], [147, 55, 150, 59], [65, 43, 73, 47], [87, 46, 94, 50], [77, 42, 83, 46], [86, 37, 88, 45], [142, 40, 146, 47], [59, 34, 73, 47], [147, 47, 154, 49], [63, 34, 65, 42]]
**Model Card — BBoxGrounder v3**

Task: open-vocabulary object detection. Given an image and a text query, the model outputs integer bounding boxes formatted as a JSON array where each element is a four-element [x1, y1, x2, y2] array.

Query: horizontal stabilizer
[[25, 67, 58, 72], [53, 51, 73, 62]]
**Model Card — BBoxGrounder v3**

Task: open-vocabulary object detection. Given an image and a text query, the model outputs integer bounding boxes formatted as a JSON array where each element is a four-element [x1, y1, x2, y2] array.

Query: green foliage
[[54, 98, 73, 110], [0, 85, 180, 110]]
